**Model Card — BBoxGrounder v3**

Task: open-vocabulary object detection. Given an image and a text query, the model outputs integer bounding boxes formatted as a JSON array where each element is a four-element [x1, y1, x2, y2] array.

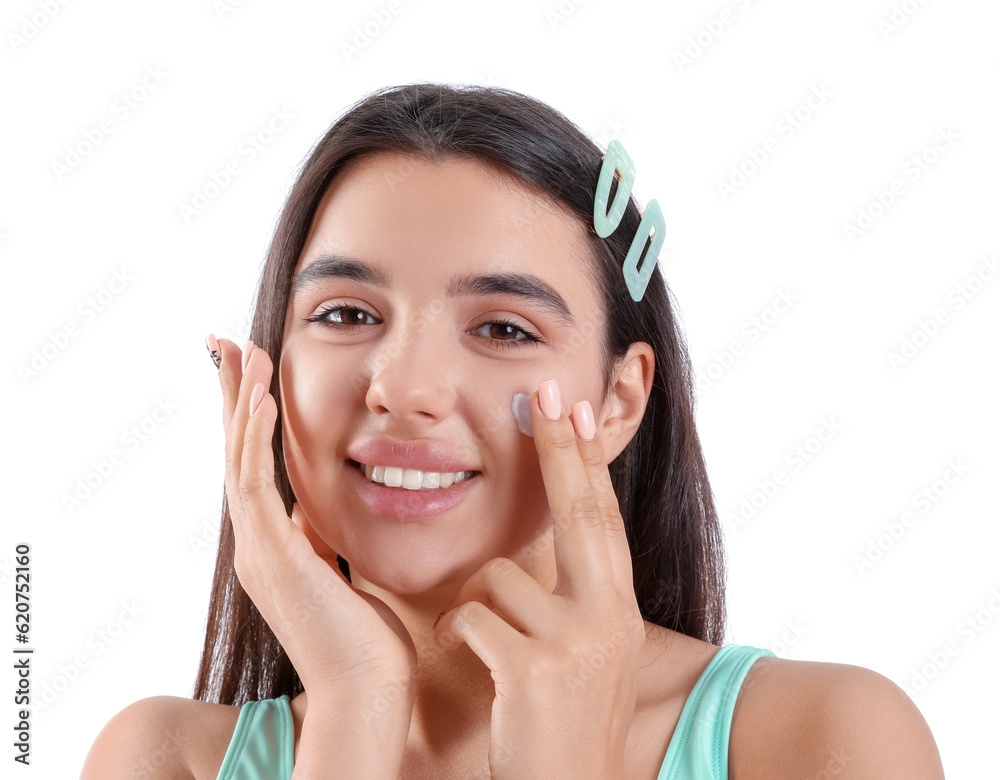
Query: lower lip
[[345, 462, 479, 520]]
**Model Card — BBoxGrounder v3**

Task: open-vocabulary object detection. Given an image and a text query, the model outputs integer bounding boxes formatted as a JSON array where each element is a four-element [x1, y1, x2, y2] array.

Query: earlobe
[[601, 343, 654, 461]]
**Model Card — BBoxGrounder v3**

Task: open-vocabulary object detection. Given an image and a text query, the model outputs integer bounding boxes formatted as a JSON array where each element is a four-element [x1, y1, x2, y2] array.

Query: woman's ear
[[599, 342, 655, 463]]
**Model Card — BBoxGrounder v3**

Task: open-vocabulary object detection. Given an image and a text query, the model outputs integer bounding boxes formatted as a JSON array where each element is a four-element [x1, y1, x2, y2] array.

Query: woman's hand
[[432, 379, 647, 780], [215, 337, 417, 715]]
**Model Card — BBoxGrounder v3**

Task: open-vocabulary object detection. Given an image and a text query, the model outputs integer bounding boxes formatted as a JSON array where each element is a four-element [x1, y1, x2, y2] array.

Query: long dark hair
[[193, 82, 727, 706]]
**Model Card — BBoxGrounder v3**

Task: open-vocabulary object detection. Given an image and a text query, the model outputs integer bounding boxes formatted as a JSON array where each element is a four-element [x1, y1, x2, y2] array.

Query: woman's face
[[279, 152, 616, 595]]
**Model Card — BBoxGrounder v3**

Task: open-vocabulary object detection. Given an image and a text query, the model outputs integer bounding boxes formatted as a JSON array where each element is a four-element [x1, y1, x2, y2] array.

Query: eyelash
[[303, 304, 544, 351]]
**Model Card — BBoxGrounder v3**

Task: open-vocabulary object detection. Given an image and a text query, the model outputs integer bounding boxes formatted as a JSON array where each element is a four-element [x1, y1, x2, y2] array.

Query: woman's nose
[[361, 323, 458, 422]]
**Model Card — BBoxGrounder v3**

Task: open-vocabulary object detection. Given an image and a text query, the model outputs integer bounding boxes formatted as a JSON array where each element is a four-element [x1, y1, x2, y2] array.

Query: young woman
[[82, 83, 945, 779]]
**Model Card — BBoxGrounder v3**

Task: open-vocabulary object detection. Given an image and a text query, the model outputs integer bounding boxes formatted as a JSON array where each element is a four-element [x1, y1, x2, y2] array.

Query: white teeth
[[360, 463, 474, 490]]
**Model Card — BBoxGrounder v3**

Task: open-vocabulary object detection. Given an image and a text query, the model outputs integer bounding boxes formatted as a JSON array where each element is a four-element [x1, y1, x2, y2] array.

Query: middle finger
[[529, 379, 613, 603]]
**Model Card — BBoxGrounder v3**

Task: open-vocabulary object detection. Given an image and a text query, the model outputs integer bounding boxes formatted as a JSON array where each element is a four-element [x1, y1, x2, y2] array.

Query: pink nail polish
[[539, 379, 561, 420], [571, 400, 595, 441], [242, 340, 255, 372], [250, 383, 265, 415]]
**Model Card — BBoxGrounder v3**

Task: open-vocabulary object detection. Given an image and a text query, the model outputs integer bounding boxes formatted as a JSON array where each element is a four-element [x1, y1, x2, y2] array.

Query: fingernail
[[205, 333, 221, 369], [242, 340, 255, 372], [538, 379, 561, 420], [571, 400, 595, 441], [250, 382, 265, 415], [512, 393, 534, 437], [432, 610, 445, 629]]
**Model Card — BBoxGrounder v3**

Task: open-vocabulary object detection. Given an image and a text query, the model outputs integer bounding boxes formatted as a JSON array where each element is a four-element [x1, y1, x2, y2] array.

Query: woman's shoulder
[[81, 694, 242, 780], [730, 653, 945, 779]]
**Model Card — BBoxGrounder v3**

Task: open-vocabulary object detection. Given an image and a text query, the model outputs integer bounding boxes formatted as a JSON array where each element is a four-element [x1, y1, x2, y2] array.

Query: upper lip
[[347, 437, 480, 474]]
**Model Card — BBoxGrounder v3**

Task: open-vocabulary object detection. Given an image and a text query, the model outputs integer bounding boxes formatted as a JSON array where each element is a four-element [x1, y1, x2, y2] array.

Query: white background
[[3, 0, 997, 776]]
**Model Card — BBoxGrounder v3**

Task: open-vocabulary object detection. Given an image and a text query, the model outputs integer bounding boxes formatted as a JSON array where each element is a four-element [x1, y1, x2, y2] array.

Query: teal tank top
[[215, 643, 774, 780]]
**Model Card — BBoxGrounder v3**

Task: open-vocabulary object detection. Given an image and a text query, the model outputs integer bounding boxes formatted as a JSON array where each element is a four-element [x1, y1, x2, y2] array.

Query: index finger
[[566, 401, 634, 597], [214, 337, 249, 436], [529, 379, 614, 603]]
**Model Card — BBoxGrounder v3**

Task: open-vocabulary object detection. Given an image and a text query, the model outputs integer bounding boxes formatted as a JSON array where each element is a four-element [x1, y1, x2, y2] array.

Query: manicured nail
[[538, 379, 561, 420], [205, 333, 221, 369], [249, 383, 265, 415], [242, 340, 255, 372], [571, 400, 595, 441], [512, 393, 534, 437], [432, 610, 445, 629]]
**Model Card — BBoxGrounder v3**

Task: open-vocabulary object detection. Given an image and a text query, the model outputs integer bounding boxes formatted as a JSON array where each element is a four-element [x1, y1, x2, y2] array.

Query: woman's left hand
[[432, 379, 647, 780]]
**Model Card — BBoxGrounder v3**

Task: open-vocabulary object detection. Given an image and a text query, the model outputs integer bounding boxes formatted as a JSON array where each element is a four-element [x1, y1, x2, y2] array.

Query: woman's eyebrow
[[291, 253, 575, 326]]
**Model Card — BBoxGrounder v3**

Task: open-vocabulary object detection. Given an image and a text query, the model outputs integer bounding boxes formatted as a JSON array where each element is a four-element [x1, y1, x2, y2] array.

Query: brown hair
[[193, 82, 727, 706]]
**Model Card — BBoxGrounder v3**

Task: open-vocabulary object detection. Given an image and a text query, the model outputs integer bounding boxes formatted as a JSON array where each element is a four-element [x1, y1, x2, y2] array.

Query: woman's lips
[[347, 458, 480, 483], [345, 459, 480, 520]]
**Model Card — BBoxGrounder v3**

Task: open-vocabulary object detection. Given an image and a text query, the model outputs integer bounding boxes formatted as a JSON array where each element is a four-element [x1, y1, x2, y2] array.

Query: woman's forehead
[[294, 153, 594, 298]]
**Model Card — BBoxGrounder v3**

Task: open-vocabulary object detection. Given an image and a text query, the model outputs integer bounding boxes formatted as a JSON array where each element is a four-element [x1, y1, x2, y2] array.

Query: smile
[[348, 459, 481, 491]]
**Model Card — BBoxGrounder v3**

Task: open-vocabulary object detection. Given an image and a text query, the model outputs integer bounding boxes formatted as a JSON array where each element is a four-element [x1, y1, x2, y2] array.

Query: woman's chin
[[346, 553, 476, 596]]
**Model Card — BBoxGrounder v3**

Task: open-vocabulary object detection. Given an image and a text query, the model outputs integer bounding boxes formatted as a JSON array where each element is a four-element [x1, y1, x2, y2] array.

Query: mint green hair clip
[[592, 139, 666, 302]]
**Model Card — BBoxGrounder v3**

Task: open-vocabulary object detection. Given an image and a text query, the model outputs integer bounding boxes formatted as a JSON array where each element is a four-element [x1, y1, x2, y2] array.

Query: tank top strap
[[657, 643, 776, 780], [216, 694, 294, 780]]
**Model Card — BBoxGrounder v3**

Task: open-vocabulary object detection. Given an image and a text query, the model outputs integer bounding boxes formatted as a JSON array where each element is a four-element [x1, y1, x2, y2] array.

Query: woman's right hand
[[214, 336, 417, 712]]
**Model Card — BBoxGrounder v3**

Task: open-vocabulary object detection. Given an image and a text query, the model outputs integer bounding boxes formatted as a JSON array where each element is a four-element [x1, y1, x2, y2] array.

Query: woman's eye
[[305, 304, 377, 328], [473, 319, 542, 350], [304, 306, 542, 351]]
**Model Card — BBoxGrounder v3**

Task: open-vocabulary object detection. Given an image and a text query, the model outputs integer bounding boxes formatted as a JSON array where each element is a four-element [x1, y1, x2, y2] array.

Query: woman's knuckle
[[238, 470, 258, 494], [565, 493, 601, 525], [549, 427, 579, 452], [486, 557, 517, 580], [453, 601, 483, 630]]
